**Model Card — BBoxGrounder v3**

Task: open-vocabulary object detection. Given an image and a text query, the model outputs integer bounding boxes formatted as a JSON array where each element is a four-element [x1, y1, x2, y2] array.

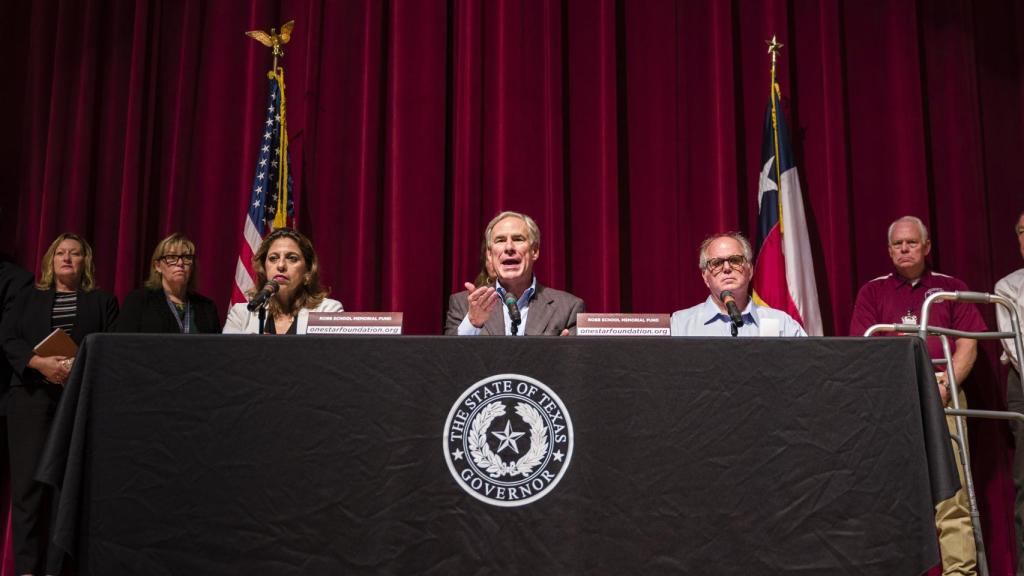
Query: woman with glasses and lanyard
[[115, 233, 220, 333], [1, 232, 118, 576]]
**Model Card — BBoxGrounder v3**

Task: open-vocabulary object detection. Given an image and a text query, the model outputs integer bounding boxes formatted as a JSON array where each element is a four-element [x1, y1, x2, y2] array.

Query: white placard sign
[[306, 312, 404, 335], [576, 313, 671, 336]]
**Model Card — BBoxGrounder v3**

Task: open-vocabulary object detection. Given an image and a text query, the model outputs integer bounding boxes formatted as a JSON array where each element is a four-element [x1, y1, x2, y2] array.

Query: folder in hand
[[33, 328, 78, 359]]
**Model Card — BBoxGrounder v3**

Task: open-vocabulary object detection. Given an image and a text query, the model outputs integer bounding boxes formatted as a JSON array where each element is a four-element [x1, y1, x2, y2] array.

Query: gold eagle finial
[[246, 20, 295, 59]]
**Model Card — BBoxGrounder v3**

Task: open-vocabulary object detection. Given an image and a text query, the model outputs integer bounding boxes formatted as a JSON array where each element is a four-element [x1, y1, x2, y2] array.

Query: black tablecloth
[[39, 335, 955, 575]]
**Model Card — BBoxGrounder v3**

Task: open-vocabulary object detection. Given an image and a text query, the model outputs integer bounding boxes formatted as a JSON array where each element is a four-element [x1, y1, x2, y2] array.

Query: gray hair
[[698, 232, 754, 270], [887, 215, 929, 244], [484, 211, 541, 249]]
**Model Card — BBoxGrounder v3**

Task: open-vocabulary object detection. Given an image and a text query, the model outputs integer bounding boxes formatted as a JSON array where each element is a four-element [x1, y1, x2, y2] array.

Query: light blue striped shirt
[[670, 296, 807, 337]]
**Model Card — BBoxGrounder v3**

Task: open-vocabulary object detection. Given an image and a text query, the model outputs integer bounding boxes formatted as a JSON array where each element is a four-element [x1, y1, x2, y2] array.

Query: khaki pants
[[934, 389, 977, 576]]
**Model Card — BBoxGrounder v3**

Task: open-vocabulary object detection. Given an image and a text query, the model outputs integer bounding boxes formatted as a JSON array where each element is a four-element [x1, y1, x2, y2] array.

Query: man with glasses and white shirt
[[996, 209, 1024, 576], [670, 232, 806, 337]]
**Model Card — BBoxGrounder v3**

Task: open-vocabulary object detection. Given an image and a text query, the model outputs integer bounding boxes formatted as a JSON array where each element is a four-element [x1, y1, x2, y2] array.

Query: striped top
[[52, 291, 78, 335]]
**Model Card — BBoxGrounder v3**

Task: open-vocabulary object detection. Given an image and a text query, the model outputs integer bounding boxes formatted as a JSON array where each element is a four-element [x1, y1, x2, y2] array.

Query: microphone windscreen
[[504, 292, 521, 323]]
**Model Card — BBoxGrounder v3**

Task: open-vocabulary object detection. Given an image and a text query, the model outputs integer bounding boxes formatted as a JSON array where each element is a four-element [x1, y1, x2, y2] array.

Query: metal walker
[[866, 290, 1024, 576]]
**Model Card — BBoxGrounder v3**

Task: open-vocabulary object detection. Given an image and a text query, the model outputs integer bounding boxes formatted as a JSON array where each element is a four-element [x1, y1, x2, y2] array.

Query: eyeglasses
[[705, 254, 748, 274], [159, 254, 195, 266]]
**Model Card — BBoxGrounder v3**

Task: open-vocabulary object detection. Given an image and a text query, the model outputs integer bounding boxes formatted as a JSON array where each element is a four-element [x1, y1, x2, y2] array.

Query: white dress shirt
[[996, 268, 1024, 371]]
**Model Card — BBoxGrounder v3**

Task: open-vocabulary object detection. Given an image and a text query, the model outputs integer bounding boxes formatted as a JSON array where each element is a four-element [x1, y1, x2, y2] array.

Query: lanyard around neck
[[165, 294, 191, 334]]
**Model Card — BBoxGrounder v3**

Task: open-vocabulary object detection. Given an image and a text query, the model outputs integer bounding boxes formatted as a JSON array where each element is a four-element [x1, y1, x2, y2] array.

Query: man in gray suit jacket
[[445, 211, 583, 336]]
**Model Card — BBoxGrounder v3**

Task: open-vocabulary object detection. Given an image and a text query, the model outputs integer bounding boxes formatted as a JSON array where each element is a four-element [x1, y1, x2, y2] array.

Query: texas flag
[[752, 83, 823, 336]]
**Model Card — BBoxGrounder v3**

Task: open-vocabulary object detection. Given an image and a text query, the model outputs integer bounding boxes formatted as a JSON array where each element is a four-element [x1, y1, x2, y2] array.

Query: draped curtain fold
[[3, 0, 1023, 572]]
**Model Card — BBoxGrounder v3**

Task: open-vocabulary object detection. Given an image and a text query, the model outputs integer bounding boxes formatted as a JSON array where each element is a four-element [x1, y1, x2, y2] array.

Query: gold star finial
[[766, 35, 783, 58]]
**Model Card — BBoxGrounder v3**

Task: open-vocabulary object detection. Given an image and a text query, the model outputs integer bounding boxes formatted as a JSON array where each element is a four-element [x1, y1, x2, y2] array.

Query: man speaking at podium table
[[670, 232, 805, 337], [445, 211, 583, 336]]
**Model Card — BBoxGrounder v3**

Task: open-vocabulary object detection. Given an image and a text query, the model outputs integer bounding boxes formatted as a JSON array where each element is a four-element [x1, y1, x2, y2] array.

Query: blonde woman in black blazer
[[1, 233, 117, 576], [115, 233, 219, 333]]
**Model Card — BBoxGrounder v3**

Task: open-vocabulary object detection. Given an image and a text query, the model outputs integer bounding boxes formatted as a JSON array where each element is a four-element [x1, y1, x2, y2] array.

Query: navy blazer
[[115, 287, 220, 334], [2, 287, 119, 387]]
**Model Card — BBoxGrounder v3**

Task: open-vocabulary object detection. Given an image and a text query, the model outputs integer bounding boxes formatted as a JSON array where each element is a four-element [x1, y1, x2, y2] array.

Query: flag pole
[[246, 20, 296, 230], [753, 35, 824, 335], [766, 35, 785, 233], [234, 20, 298, 304]]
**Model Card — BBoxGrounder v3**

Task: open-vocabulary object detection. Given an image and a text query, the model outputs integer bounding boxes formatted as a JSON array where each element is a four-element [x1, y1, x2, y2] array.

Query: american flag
[[234, 69, 293, 303]]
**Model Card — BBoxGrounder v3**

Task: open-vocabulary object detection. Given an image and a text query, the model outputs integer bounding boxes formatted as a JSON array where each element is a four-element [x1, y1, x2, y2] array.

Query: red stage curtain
[[2, 0, 1023, 573]]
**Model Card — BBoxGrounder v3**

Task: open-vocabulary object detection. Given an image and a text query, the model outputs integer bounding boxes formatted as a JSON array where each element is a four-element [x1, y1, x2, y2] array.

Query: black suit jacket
[[444, 283, 585, 335], [0, 262, 35, 409], [115, 287, 220, 334], [2, 288, 119, 388]]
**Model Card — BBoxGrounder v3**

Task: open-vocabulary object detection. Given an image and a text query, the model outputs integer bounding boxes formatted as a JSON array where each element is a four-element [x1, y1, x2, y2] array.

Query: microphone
[[504, 292, 521, 335], [247, 280, 280, 311], [720, 290, 744, 329]]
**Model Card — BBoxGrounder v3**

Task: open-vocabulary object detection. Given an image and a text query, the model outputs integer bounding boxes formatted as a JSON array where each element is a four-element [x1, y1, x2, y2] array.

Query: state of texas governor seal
[[443, 373, 574, 507]]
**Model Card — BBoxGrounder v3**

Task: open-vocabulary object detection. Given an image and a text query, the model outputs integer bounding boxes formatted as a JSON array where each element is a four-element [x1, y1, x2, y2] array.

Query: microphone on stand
[[247, 280, 281, 312], [720, 290, 743, 337], [504, 292, 521, 335]]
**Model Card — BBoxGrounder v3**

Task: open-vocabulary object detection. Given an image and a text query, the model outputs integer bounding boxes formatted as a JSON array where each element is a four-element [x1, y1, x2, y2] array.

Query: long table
[[39, 335, 956, 575]]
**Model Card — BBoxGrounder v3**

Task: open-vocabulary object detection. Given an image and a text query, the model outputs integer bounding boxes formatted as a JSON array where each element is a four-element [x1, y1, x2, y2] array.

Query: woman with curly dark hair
[[223, 227, 342, 334]]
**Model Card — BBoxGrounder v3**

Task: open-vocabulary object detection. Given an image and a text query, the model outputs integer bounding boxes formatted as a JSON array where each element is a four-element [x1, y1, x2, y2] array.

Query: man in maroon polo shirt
[[850, 215, 986, 576]]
